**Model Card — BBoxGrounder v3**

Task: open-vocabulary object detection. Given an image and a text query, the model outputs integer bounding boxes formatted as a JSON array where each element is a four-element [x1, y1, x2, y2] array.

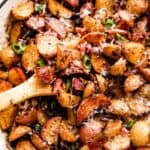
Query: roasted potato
[[8, 67, 27, 85], [60, 120, 78, 142], [10, 22, 22, 43], [77, 94, 110, 124], [41, 117, 62, 145], [126, 0, 148, 15], [83, 81, 95, 98], [67, 108, 76, 125], [9, 125, 32, 142], [0, 79, 12, 92], [139, 68, 150, 82], [124, 75, 143, 92], [139, 84, 150, 99], [110, 58, 126, 76], [130, 121, 150, 147], [22, 42, 39, 72], [79, 120, 104, 143], [16, 140, 36, 150], [80, 145, 90, 150], [37, 110, 48, 125], [123, 42, 144, 65], [31, 133, 49, 150], [104, 120, 122, 138], [57, 90, 81, 108], [12, 1, 34, 20], [15, 107, 37, 125], [0, 71, 8, 80], [0, 46, 19, 68], [0, 106, 17, 130], [48, 0, 73, 18]]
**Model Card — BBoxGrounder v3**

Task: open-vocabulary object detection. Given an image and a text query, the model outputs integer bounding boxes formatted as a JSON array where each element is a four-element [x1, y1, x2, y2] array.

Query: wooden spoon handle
[[0, 75, 53, 111]]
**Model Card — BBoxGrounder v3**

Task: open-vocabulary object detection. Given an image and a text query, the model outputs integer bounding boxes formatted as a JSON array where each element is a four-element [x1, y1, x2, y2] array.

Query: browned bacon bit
[[35, 66, 56, 84], [72, 78, 84, 91], [76, 94, 110, 125], [66, 0, 79, 7]]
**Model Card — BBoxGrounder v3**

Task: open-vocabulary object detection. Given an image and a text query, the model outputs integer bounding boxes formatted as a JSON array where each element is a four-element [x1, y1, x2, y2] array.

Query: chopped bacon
[[72, 78, 84, 91], [66, 0, 79, 7]]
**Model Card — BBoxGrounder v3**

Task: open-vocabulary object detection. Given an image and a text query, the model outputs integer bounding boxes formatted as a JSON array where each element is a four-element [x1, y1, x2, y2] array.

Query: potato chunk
[[16, 140, 36, 150], [12, 1, 34, 20], [0, 80, 12, 92], [48, 0, 73, 18], [22, 42, 39, 72], [0, 46, 19, 68], [83, 81, 95, 98], [0, 106, 17, 130]]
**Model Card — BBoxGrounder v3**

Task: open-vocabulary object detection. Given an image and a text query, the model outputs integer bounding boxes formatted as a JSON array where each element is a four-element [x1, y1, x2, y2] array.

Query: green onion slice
[[83, 55, 91, 70], [12, 42, 26, 55]]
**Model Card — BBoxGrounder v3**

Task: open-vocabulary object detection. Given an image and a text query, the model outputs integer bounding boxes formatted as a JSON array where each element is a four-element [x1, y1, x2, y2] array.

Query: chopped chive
[[37, 58, 46, 67], [34, 123, 41, 131], [83, 55, 91, 70], [105, 19, 115, 29], [12, 42, 26, 55], [35, 4, 44, 13], [66, 79, 72, 91], [116, 33, 124, 40], [127, 119, 136, 128]]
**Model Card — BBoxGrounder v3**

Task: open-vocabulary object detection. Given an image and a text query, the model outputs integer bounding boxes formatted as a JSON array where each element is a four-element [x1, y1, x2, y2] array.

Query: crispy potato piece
[[83, 81, 95, 98], [124, 75, 143, 92], [91, 54, 108, 73], [60, 120, 78, 142], [31, 133, 49, 150], [110, 58, 126, 76], [139, 84, 150, 99], [96, 74, 107, 93], [0, 71, 8, 80], [82, 16, 104, 32], [95, 0, 114, 14], [22, 42, 39, 72], [139, 68, 150, 82], [37, 110, 48, 125], [15, 107, 37, 125], [0, 46, 19, 68], [48, 0, 73, 18], [57, 46, 81, 70], [0, 106, 17, 130], [41, 117, 62, 145], [79, 120, 104, 144], [123, 42, 144, 65], [0, 80, 12, 92], [126, 0, 148, 15], [67, 108, 76, 125], [36, 33, 59, 58], [77, 94, 110, 124], [57, 90, 81, 108], [10, 22, 22, 43], [103, 44, 121, 60], [8, 67, 27, 85], [80, 145, 90, 150], [12, 1, 34, 20], [104, 120, 122, 138], [16, 140, 36, 150], [9, 125, 32, 142]]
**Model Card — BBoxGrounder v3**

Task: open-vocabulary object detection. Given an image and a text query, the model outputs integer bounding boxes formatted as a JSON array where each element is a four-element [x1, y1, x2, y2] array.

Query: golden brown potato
[[80, 145, 90, 150], [0, 71, 8, 80], [126, 0, 148, 15], [123, 42, 145, 65], [103, 44, 121, 60], [12, 1, 34, 20], [0, 106, 17, 130], [60, 120, 78, 142], [37, 110, 48, 125], [110, 58, 126, 76], [31, 133, 49, 150], [104, 120, 122, 138], [57, 46, 81, 70], [130, 121, 150, 147], [96, 74, 107, 93], [0, 46, 19, 68], [124, 75, 143, 92], [82, 16, 104, 32], [41, 117, 62, 145], [15, 107, 37, 125], [67, 108, 76, 125], [9, 125, 32, 142], [95, 0, 114, 14], [139, 68, 150, 82], [79, 120, 104, 143], [8, 67, 27, 85], [10, 22, 22, 43], [57, 90, 81, 108], [0, 79, 12, 92], [139, 84, 150, 99], [16, 140, 36, 150], [22, 42, 39, 72], [48, 0, 73, 18], [83, 81, 95, 98]]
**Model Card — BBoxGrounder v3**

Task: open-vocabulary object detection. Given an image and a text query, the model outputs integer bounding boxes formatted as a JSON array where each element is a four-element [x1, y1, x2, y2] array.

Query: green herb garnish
[[34, 123, 41, 131], [12, 42, 26, 55], [35, 4, 44, 13], [105, 19, 115, 28], [127, 119, 136, 128], [116, 33, 124, 41], [66, 79, 72, 91], [37, 58, 46, 67], [83, 55, 91, 70]]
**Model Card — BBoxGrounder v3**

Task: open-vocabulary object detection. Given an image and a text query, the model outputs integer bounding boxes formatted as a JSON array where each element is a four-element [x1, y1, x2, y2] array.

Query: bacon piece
[[66, 0, 79, 7], [72, 78, 84, 91]]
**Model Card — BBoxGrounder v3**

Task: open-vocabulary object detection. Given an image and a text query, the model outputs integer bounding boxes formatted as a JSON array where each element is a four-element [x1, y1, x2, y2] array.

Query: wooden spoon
[[0, 75, 53, 111]]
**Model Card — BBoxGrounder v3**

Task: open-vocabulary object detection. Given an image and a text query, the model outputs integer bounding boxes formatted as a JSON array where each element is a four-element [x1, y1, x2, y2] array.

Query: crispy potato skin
[[16, 140, 36, 150], [83, 81, 95, 98], [12, 1, 34, 20], [8, 67, 27, 85], [37, 110, 48, 125], [0, 79, 12, 92], [22, 42, 39, 72], [9, 125, 32, 142], [0, 46, 19, 68]]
